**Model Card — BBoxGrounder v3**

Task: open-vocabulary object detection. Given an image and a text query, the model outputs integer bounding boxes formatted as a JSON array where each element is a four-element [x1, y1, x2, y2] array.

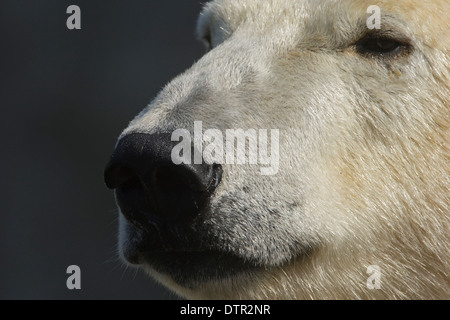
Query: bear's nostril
[[104, 164, 137, 189]]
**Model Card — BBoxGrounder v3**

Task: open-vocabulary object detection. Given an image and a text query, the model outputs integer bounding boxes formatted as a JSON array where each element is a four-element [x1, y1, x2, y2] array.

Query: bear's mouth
[[119, 215, 256, 287]]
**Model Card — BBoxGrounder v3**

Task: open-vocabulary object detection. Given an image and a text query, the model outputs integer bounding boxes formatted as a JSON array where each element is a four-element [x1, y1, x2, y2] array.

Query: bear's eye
[[356, 35, 409, 57]]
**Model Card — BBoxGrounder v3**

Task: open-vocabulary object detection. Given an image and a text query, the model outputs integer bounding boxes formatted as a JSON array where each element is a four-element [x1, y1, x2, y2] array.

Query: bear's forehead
[[198, 0, 448, 49]]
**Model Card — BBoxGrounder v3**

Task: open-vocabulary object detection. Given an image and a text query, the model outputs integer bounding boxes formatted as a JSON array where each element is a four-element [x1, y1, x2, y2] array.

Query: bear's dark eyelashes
[[362, 38, 400, 53], [355, 35, 411, 58]]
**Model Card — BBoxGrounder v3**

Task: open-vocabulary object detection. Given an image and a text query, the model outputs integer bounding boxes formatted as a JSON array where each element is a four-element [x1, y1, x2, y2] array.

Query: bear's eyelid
[[347, 14, 411, 44], [358, 29, 411, 45]]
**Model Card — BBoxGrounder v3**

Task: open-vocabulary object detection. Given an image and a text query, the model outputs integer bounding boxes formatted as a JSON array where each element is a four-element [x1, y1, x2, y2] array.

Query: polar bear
[[104, 0, 449, 299]]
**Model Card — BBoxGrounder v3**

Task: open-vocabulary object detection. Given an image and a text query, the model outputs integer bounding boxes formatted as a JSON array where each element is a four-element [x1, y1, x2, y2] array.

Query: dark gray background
[[0, 0, 205, 299]]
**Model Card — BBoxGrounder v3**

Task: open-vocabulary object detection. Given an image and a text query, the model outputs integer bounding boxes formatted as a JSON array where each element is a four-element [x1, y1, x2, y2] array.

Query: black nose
[[104, 132, 222, 226]]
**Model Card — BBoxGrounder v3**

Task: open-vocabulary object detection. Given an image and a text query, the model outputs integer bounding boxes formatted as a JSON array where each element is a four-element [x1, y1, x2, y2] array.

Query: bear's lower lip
[[137, 250, 256, 287], [121, 240, 257, 287], [119, 218, 256, 287]]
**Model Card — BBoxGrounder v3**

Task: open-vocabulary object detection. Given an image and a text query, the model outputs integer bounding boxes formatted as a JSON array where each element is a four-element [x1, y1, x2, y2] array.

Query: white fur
[[118, 0, 449, 299]]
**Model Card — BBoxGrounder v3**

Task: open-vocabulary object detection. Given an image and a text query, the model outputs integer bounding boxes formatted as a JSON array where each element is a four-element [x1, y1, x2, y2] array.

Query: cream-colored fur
[[119, 0, 449, 299]]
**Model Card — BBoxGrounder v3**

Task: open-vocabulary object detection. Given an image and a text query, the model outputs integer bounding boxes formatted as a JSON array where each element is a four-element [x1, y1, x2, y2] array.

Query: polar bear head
[[105, 0, 449, 299]]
